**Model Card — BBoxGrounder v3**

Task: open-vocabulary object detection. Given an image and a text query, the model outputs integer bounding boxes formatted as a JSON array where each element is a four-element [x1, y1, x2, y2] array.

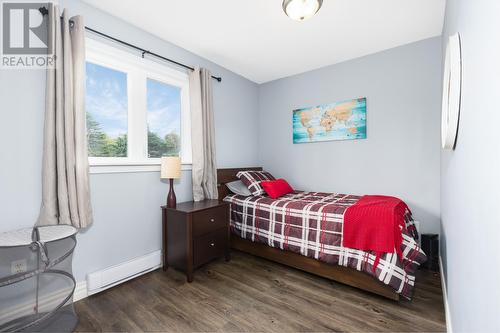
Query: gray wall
[[258, 37, 442, 234], [441, 0, 500, 332], [0, 0, 259, 281]]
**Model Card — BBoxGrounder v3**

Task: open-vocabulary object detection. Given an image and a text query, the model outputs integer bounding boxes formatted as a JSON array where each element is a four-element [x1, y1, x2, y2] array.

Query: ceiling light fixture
[[282, 0, 323, 21]]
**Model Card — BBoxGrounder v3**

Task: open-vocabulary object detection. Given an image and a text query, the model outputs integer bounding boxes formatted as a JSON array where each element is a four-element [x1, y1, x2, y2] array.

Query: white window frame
[[85, 38, 192, 173]]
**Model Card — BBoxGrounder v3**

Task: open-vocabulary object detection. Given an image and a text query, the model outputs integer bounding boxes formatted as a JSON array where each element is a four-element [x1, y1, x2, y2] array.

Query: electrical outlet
[[11, 259, 27, 274]]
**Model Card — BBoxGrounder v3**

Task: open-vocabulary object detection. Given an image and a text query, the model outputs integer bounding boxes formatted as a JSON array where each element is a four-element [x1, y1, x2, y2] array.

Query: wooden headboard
[[217, 167, 262, 201]]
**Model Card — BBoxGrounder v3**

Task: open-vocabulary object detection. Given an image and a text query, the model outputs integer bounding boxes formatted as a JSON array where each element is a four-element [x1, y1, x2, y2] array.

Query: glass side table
[[0, 225, 78, 332]]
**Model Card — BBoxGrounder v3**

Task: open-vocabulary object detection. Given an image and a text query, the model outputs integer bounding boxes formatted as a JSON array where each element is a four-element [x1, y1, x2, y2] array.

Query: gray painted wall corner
[[258, 37, 442, 234]]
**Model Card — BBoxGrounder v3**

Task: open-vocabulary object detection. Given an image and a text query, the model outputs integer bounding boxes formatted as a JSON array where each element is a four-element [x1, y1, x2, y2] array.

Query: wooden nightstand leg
[[186, 214, 193, 282], [162, 208, 168, 271], [163, 253, 168, 271]]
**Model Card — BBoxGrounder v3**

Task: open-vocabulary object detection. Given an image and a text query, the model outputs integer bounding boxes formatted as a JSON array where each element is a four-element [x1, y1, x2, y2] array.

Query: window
[[85, 38, 191, 173], [86, 63, 128, 157], [147, 79, 181, 158]]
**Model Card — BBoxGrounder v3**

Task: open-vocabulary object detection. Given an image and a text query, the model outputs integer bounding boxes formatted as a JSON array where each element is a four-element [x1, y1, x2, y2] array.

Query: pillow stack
[[233, 170, 294, 199], [236, 170, 276, 196]]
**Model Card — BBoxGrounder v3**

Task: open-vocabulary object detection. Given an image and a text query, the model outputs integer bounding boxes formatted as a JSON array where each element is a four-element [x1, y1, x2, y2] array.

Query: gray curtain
[[38, 6, 93, 228], [190, 68, 218, 201]]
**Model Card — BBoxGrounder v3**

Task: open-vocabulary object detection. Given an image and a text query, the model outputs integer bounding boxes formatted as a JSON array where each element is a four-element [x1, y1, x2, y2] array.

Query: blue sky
[[147, 79, 181, 138], [86, 62, 128, 138], [86, 62, 181, 139]]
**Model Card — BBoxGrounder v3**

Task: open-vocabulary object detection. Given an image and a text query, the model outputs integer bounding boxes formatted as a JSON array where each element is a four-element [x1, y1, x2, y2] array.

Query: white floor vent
[[86, 250, 161, 295]]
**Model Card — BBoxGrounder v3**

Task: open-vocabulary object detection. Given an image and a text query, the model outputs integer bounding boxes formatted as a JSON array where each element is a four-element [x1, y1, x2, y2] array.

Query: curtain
[[190, 68, 218, 201], [38, 5, 93, 228]]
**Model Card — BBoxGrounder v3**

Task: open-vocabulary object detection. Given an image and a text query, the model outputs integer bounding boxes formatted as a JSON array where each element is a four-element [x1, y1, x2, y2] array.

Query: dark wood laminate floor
[[75, 251, 446, 332]]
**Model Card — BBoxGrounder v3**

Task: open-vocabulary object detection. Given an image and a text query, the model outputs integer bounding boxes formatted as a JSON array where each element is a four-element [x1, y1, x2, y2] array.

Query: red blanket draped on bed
[[343, 195, 410, 271]]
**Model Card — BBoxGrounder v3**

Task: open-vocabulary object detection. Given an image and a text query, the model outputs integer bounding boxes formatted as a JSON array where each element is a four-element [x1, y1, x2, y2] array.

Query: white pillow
[[226, 180, 252, 196]]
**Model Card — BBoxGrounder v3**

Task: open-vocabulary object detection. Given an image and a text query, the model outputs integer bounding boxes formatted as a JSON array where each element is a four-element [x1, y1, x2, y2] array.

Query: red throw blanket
[[343, 195, 410, 271]]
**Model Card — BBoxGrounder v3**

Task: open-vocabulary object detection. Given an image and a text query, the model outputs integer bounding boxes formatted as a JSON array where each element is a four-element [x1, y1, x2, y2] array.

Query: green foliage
[[86, 112, 127, 157], [148, 130, 166, 158], [110, 134, 127, 157], [86, 112, 180, 158], [164, 132, 180, 156], [147, 129, 180, 158]]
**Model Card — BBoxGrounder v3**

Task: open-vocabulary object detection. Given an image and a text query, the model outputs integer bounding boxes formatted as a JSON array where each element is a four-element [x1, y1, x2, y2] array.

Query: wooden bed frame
[[217, 167, 400, 301]]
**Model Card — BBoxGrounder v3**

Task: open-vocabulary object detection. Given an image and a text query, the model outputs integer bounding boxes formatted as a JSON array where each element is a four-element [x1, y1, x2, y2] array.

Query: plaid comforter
[[224, 191, 427, 300]]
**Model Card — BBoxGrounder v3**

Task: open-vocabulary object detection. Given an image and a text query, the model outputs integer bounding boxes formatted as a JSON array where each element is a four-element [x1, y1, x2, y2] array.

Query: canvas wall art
[[293, 97, 367, 143]]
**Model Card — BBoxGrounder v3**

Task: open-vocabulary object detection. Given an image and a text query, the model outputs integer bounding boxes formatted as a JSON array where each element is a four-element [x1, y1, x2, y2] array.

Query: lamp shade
[[160, 156, 181, 179]]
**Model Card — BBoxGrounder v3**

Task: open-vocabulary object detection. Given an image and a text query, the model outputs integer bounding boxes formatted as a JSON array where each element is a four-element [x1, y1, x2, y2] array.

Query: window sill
[[89, 162, 192, 174]]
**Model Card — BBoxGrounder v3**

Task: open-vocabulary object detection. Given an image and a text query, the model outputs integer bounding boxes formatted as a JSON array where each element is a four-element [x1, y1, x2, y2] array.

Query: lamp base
[[167, 178, 176, 208]]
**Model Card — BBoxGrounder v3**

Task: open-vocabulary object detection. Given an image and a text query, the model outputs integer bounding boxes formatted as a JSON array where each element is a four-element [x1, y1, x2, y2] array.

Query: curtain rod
[[39, 7, 222, 82]]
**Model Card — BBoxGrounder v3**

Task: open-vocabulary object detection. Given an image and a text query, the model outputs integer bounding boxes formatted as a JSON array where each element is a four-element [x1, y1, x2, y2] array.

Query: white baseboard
[[73, 280, 88, 302], [76, 250, 161, 301], [439, 256, 453, 333], [86, 250, 162, 296]]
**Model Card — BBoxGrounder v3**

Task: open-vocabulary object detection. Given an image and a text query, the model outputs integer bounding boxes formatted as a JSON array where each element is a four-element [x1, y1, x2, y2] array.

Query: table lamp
[[160, 156, 181, 208]]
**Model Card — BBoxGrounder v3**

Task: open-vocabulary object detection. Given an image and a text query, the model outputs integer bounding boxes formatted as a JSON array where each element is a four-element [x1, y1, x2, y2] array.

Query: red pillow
[[261, 179, 294, 199]]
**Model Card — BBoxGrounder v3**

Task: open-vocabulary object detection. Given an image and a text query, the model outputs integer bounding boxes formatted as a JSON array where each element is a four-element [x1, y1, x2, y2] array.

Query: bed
[[217, 167, 427, 301]]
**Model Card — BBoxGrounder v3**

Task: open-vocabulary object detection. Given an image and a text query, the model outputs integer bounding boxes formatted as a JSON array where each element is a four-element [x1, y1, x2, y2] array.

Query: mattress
[[224, 191, 427, 299]]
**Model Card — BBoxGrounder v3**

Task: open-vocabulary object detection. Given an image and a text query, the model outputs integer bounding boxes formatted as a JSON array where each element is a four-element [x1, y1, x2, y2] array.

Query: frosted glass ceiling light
[[283, 0, 323, 21]]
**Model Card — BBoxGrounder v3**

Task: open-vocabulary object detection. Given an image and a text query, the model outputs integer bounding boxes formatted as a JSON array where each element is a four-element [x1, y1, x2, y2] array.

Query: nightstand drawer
[[162, 200, 230, 282], [193, 229, 226, 267], [192, 206, 227, 237]]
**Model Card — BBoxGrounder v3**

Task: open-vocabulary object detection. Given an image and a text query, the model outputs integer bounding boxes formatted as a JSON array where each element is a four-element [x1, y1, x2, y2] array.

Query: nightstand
[[161, 200, 230, 282]]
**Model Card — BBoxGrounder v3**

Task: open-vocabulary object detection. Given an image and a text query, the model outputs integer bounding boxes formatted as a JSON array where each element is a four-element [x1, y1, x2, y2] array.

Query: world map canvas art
[[293, 98, 367, 143]]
